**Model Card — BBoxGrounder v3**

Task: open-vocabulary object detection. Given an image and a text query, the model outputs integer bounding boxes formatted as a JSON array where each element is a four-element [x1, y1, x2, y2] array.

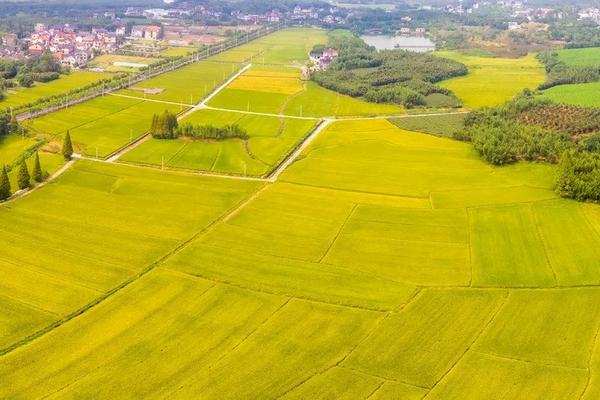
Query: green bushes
[[32, 72, 60, 83], [150, 111, 179, 139], [0, 165, 10, 200], [537, 51, 600, 90], [458, 96, 600, 201], [17, 160, 30, 190], [458, 116, 571, 165], [175, 123, 249, 141], [62, 131, 73, 160], [556, 150, 600, 201], [150, 111, 248, 141]]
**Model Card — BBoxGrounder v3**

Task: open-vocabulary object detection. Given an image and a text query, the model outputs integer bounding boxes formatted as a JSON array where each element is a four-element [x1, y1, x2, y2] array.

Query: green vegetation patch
[[388, 113, 467, 137], [122, 109, 316, 176], [1, 71, 111, 109]]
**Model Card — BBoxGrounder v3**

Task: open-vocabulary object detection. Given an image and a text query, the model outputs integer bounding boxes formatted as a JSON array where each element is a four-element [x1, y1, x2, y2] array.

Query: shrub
[[556, 150, 600, 202], [62, 131, 73, 160], [457, 116, 572, 165], [17, 160, 30, 190], [150, 110, 179, 139], [32, 152, 43, 182], [175, 123, 249, 140], [18, 74, 34, 88], [0, 165, 10, 200]]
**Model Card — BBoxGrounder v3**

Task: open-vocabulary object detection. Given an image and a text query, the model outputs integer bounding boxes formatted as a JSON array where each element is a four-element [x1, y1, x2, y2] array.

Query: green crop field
[[388, 113, 467, 137], [436, 52, 545, 108], [556, 47, 600, 67], [118, 60, 243, 105], [209, 67, 403, 117], [1, 116, 599, 398], [1, 26, 600, 399], [0, 71, 111, 109], [121, 108, 316, 176], [0, 134, 38, 166], [28, 95, 186, 157], [540, 81, 600, 107]]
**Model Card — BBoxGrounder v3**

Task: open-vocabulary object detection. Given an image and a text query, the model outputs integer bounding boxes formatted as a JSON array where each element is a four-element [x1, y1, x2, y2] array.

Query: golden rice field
[[436, 52, 545, 109], [0, 27, 598, 399], [1, 115, 599, 398]]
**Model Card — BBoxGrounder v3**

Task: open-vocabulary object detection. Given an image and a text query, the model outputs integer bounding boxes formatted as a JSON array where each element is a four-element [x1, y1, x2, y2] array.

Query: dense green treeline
[[150, 111, 248, 141], [537, 51, 600, 90], [456, 95, 600, 201], [311, 32, 467, 108]]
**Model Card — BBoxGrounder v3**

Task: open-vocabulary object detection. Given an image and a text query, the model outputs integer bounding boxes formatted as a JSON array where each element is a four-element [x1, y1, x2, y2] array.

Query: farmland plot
[[118, 60, 243, 105], [0, 160, 259, 349], [436, 52, 545, 108], [210, 69, 403, 117], [2, 28, 600, 400], [29, 96, 186, 157], [0, 71, 111, 109], [121, 108, 316, 176]]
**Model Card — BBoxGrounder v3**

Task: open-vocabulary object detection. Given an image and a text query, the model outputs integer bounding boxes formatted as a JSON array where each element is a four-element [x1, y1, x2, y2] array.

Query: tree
[[0, 165, 10, 200], [62, 130, 73, 160], [31, 151, 43, 182], [9, 113, 18, 134], [18, 74, 34, 88], [17, 160, 30, 190]]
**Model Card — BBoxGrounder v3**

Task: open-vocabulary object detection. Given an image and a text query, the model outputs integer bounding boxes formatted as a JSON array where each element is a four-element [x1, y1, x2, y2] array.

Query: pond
[[360, 35, 435, 52]]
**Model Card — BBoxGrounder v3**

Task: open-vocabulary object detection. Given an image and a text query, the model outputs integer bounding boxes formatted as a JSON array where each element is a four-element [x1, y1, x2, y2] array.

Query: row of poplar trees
[[0, 130, 73, 201]]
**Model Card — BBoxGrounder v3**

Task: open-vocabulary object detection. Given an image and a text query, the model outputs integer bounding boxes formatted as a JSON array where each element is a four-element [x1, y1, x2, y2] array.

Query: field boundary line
[[427, 290, 510, 391], [530, 203, 559, 287], [267, 119, 332, 182], [580, 206, 600, 243], [165, 142, 190, 166], [211, 297, 291, 366], [105, 134, 152, 163], [280, 180, 430, 201], [37, 280, 219, 400], [203, 105, 320, 120], [0, 183, 266, 357], [165, 296, 292, 398], [466, 208, 475, 287], [333, 110, 470, 121], [169, 267, 391, 312], [0, 292, 59, 318], [365, 382, 387, 400], [338, 365, 429, 389], [275, 365, 338, 399], [473, 350, 588, 372], [82, 154, 267, 182], [223, 184, 270, 223], [318, 203, 358, 262], [106, 93, 193, 107], [0, 254, 104, 295], [580, 323, 600, 399]]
